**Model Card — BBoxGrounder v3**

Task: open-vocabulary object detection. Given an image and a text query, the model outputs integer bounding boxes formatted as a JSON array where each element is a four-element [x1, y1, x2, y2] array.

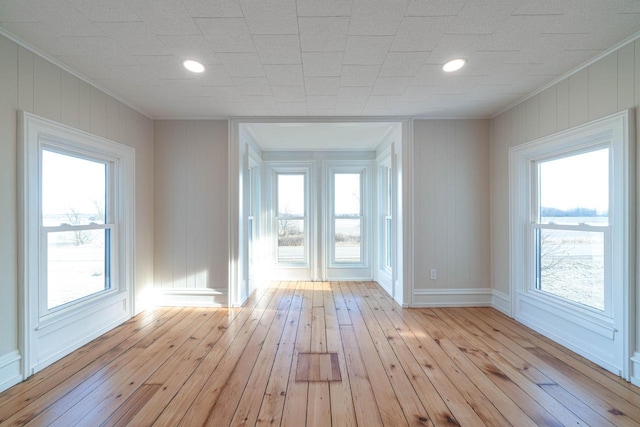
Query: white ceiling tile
[[337, 86, 372, 102], [366, 95, 400, 109], [195, 18, 255, 52], [239, 0, 298, 34], [264, 65, 304, 86], [135, 54, 191, 79], [156, 35, 220, 64], [334, 102, 366, 115], [371, 76, 412, 95], [379, 52, 429, 76], [55, 55, 121, 80], [296, 0, 353, 16], [232, 77, 273, 95], [343, 36, 393, 65], [273, 86, 306, 102], [217, 53, 265, 77], [305, 77, 340, 95], [447, 0, 518, 35], [197, 65, 235, 86], [94, 21, 152, 37], [299, 17, 349, 52], [306, 109, 335, 116], [340, 65, 381, 86], [253, 35, 302, 64], [427, 33, 492, 64], [411, 64, 445, 85], [349, 0, 408, 35], [302, 52, 344, 76], [200, 86, 245, 102], [277, 102, 308, 115], [244, 95, 278, 110], [67, 0, 141, 22], [182, 0, 244, 17], [404, 0, 467, 16], [390, 17, 453, 52], [106, 65, 158, 85]]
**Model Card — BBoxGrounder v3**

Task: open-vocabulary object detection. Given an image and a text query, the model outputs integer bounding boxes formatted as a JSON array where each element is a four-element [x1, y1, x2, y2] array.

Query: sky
[[539, 147, 609, 213]]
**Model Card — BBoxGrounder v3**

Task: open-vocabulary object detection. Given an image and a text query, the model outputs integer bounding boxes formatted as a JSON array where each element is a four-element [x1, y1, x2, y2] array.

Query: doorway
[[229, 120, 408, 307]]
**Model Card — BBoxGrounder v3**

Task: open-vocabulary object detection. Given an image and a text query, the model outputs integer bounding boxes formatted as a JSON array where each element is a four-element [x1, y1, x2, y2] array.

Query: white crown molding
[[491, 30, 640, 119], [0, 27, 152, 120]]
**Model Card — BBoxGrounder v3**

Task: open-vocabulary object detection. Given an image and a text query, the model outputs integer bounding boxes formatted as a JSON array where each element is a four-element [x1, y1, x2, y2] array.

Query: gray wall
[[153, 120, 229, 299], [413, 119, 491, 292], [0, 34, 154, 368]]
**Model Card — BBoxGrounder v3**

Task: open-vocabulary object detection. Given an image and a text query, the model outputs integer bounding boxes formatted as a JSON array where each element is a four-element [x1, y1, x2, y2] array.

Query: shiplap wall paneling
[[0, 35, 19, 361], [413, 120, 490, 294], [153, 120, 229, 299]]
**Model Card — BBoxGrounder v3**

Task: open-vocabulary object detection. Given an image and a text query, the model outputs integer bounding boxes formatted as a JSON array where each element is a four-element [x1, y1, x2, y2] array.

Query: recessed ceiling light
[[183, 59, 205, 73], [443, 58, 466, 72]]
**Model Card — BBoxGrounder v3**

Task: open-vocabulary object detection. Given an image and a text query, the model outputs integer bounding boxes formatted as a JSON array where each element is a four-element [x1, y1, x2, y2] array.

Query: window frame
[[331, 170, 364, 265], [509, 109, 634, 379], [274, 170, 309, 266], [19, 111, 135, 377], [529, 145, 612, 315]]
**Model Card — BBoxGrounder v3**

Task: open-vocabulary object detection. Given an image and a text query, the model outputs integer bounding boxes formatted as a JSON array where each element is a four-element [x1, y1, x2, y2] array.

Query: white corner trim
[[0, 27, 151, 120], [491, 290, 511, 316], [0, 350, 22, 393], [412, 288, 493, 308], [152, 288, 228, 307], [631, 352, 640, 387], [492, 30, 640, 119]]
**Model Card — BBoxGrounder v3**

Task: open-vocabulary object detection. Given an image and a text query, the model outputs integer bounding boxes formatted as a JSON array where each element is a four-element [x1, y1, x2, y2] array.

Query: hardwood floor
[[1, 281, 639, 426]]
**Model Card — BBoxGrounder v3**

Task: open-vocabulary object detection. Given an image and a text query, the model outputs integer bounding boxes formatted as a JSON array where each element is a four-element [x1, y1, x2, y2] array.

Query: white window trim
[[18, 111, 135, 377], [509, 109, 634, 379]]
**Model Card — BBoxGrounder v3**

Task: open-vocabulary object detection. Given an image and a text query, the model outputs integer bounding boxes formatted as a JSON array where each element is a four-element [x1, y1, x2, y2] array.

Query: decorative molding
[[152, 288, 228, 307], [412, 288, 493, 308], [492, 30, 640, 119], [0, 350, 22, 393], [0, 27, 151, 120], [491, 290, 511, 316], [631, 352, 640, 387]]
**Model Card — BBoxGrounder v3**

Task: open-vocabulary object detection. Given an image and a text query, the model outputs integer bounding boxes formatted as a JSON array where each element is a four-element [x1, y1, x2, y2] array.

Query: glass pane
[[278, 219, 304, 263], [335, 173, 361, 216], [335, 218, 361, 263], [47, 229, 110, 309], [537, 228, 604, 311], [277, 174, 304, 216], [385, 217, 392, 269], [539, 148, 609, 225], [42, 150, 107, 227]]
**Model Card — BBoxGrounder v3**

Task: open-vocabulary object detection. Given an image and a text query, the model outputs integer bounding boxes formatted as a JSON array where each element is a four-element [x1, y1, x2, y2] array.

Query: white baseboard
[[630, 352, 640, 386], [412, 288, 493, 307], [0, 350, 22, 393], [491, 290, 511, 316], [152, 288, 228, 307]]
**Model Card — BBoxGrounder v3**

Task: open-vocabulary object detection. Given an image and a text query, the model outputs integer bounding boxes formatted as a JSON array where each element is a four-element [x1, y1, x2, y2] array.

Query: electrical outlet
[[430, 269, 437, 280]]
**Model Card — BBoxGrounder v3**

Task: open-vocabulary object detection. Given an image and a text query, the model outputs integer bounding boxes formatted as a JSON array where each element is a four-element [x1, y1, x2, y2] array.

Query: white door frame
[[228, 117, 413, 308]]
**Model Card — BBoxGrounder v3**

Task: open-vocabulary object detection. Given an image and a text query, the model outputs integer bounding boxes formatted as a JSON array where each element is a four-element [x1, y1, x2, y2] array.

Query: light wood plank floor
[[1, 281, 640, 426]]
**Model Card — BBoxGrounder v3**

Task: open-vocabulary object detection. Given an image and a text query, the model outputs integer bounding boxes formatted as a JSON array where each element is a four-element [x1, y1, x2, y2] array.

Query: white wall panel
[[0, 35, 18, 367], [33, 56, 61, 122], [153, 120, 229, 303], [413, 119, 490, 292], [60, 71, 79, 128]]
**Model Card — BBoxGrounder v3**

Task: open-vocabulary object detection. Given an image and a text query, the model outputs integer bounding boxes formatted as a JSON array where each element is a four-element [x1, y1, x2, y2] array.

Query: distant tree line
[[541, 207, 605, 217]]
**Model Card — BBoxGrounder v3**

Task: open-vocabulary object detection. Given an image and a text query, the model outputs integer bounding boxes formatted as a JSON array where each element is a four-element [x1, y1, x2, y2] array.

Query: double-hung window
[[531, 147, 610, 312]]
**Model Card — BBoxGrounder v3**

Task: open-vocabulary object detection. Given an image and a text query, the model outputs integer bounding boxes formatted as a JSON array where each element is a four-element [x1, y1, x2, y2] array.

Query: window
[[41, 149, 115, 311], [533, 148, 610, 311], [509, 110, 632, 378], [333, 172, 362, 264], [384, 166, 392, 271], [20, 111, 134, 376], [276, 173, 306, 264]]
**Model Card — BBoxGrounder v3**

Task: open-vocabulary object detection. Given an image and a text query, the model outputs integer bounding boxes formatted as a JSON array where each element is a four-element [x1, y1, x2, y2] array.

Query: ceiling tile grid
[[1, 0, 639, 118]]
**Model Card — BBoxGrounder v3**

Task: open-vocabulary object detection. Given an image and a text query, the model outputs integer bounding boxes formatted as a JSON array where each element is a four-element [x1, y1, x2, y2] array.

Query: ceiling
[[1, 0, 639, 119], [244, 122, 398, 151]]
